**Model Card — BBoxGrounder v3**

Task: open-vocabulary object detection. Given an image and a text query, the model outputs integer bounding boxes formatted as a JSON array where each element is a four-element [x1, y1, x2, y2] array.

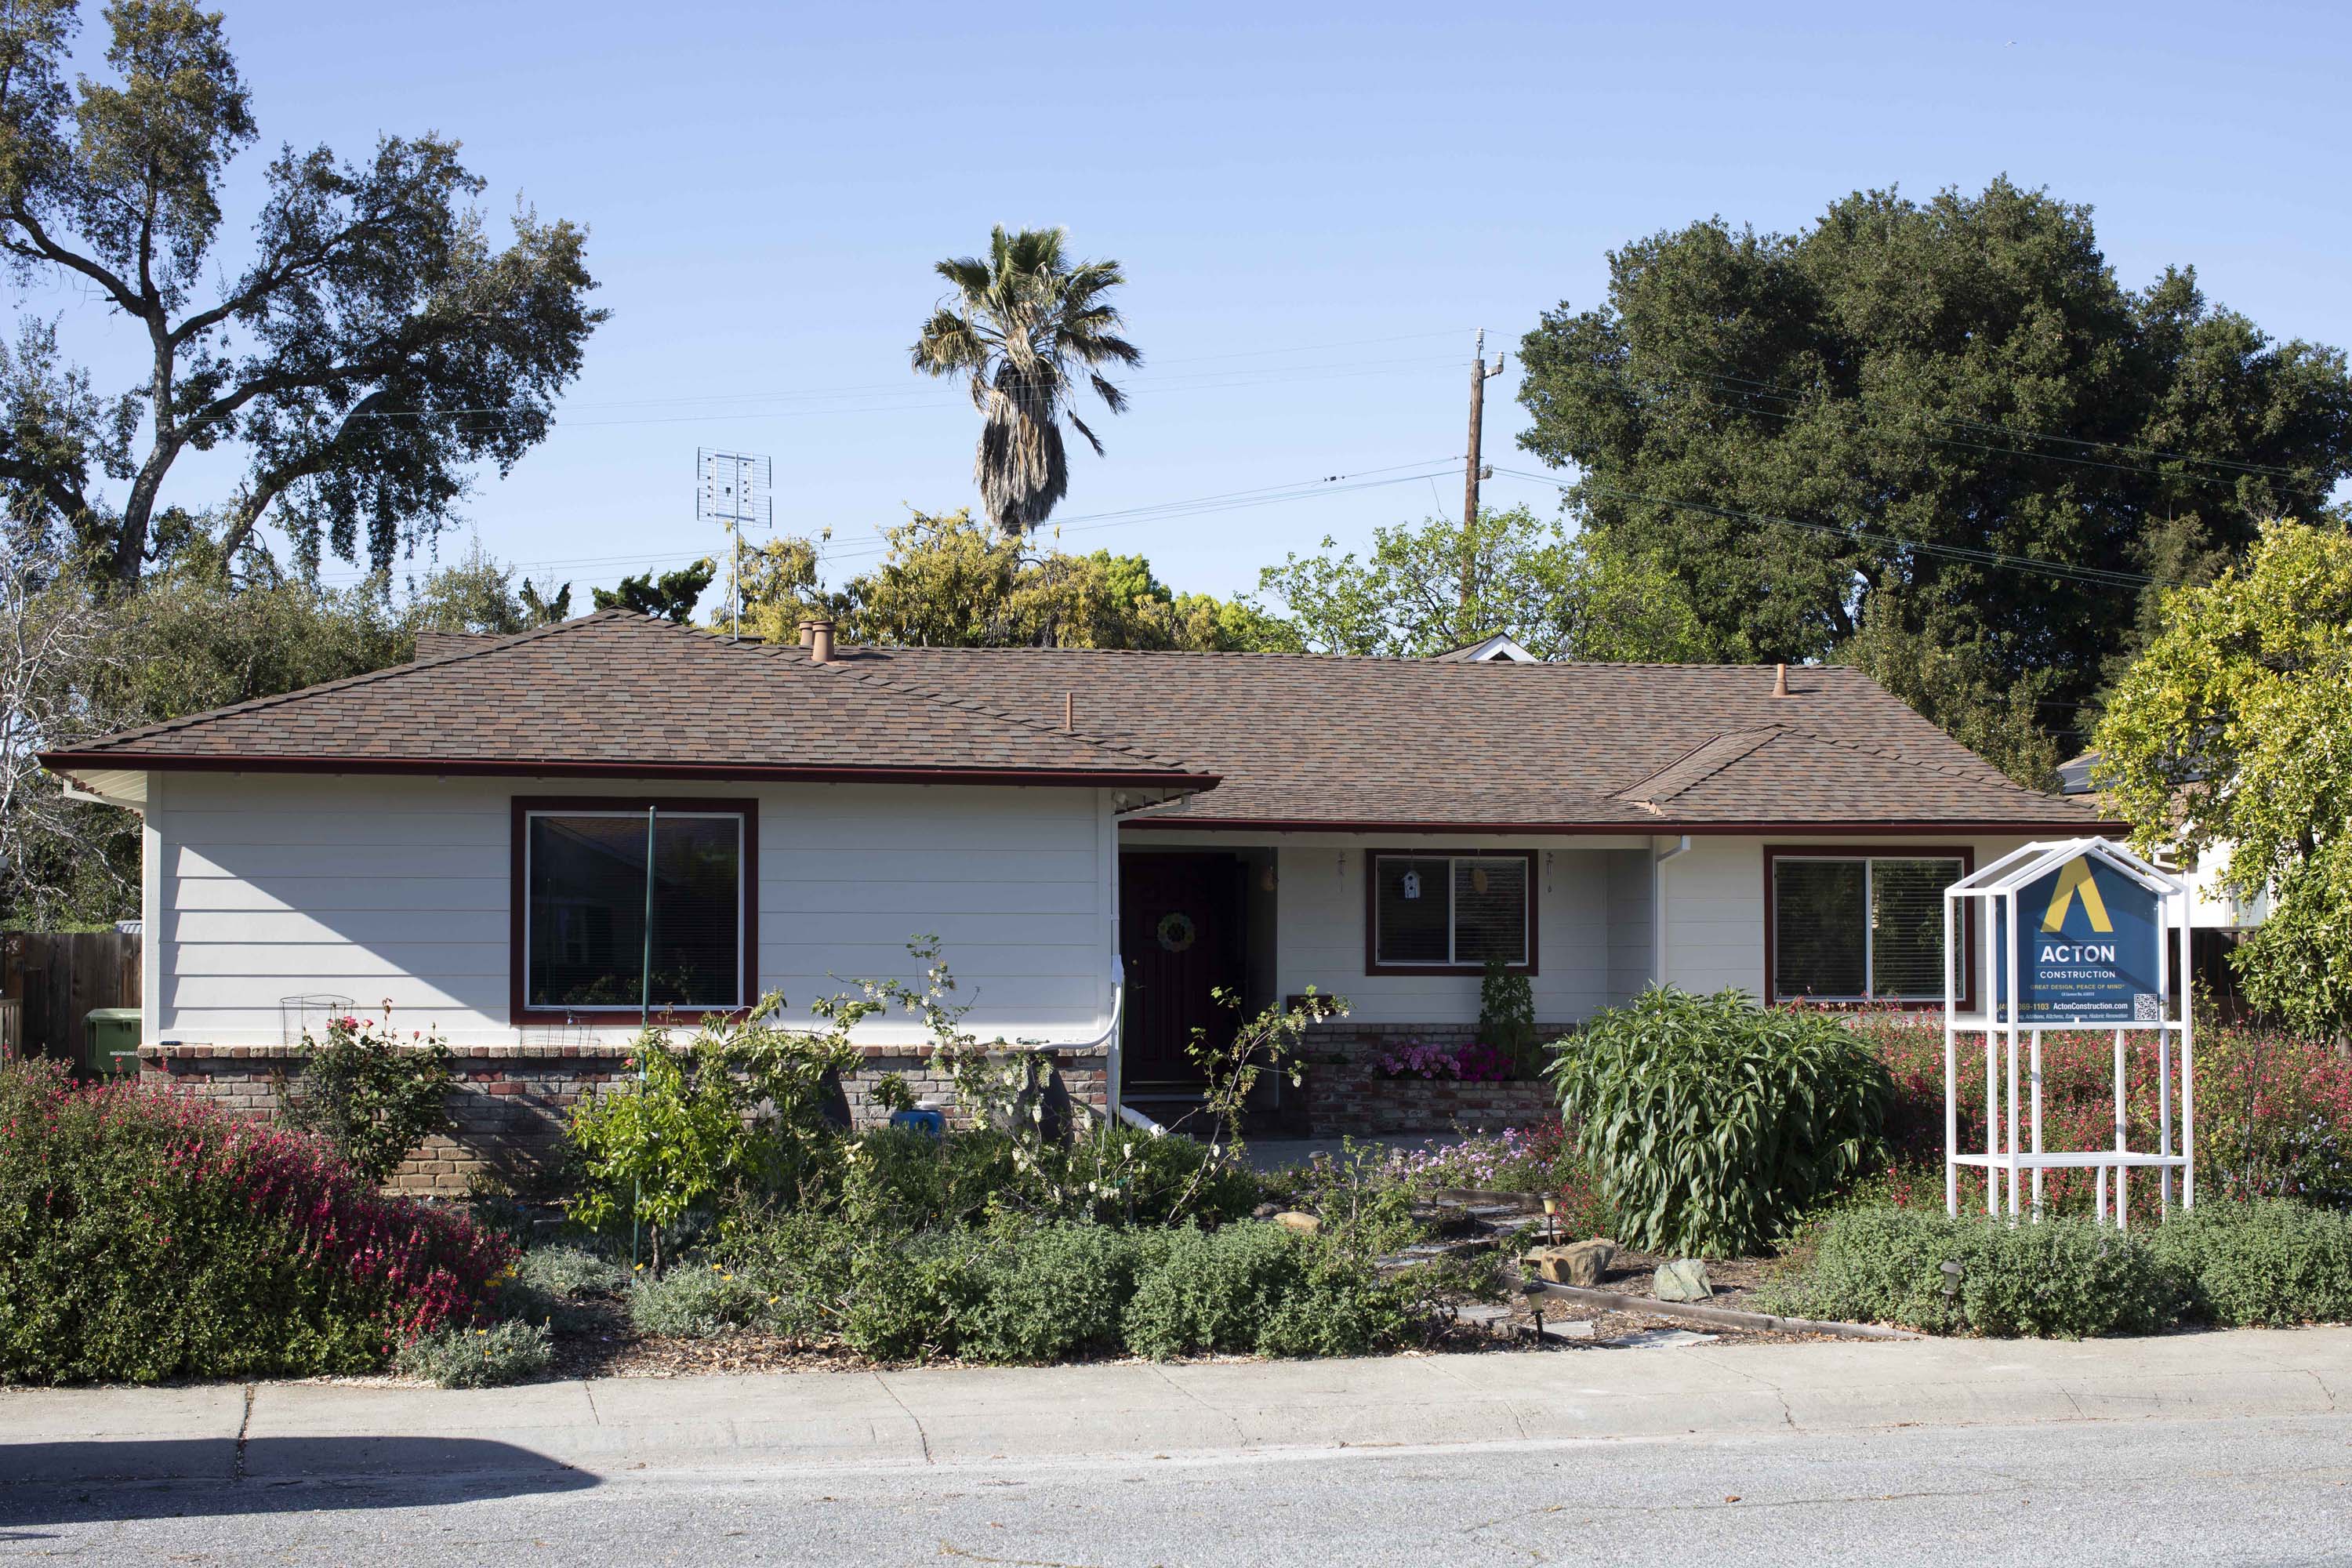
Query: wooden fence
[[2, 931, 140, 1062]]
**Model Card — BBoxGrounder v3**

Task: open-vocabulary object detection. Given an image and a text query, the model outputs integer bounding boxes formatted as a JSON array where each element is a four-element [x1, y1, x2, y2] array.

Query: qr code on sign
[[2133, 993, 2161, 1022]]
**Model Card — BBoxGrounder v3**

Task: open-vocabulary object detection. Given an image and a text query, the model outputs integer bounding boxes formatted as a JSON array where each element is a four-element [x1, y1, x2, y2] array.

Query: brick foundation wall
[[1298, 1021, 1561, 1138], [140, 1041, 1109, 1197]]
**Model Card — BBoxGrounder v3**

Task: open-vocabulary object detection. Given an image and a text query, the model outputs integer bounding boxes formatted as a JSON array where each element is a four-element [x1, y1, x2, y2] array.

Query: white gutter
[[1652, 834, 1692, 989], [1001, 957, 1163, 1134]]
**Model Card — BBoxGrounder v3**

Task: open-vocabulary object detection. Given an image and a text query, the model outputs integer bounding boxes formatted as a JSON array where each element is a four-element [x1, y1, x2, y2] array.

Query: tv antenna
[[698, 448, 773, 641]]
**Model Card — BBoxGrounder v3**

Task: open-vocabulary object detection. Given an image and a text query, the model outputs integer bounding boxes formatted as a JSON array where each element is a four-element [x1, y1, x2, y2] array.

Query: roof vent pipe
[[1773, 662, 1789, 698], [805, 619, 835, 664]]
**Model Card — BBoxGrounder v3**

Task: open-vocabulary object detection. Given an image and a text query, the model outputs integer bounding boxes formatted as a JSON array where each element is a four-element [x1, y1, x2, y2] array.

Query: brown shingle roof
[[43, 611, 1210, 790], [835, 647, 2114, 832], [45, 616, 2114, 830]]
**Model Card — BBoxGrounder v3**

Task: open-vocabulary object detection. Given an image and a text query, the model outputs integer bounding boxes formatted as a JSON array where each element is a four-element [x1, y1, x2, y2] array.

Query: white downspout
[[1651, 834, 1691, 990]]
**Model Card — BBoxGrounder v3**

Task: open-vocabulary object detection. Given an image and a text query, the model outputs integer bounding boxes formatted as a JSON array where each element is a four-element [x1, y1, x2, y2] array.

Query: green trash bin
[[82, 1006, 142, 1078]]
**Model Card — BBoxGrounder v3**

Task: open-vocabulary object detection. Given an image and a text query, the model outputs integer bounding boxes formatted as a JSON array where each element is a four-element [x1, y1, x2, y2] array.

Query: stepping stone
[[1608, 1327, 1719, 1348], [1537, 1318, 1597, 1342]]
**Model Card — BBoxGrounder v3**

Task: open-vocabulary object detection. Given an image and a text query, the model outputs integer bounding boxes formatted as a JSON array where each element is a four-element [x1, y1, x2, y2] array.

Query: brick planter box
[[140, 1040, 1106, 1197], [1297, 1021, 1562, 1138]]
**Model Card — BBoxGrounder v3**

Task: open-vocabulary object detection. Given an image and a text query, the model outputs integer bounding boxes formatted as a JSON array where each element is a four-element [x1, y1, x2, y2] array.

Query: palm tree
[[913, 226, 1141, 539]]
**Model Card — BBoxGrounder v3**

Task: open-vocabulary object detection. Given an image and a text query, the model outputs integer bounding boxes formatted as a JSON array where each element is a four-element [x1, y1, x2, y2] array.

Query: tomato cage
[[1942, 838, 2194, 1229]]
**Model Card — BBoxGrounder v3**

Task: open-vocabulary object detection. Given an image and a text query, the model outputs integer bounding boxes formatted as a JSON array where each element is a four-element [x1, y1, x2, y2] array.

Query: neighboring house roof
[[41, 611, 1211, 793], [43, 612, 2115, 833], [1428, 632, 1537, 663], [839, 647, 2118, 833]]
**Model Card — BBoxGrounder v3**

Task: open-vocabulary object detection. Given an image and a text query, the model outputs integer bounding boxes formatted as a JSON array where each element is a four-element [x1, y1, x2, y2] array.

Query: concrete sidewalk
[[3, 1327, 2345, 1488]]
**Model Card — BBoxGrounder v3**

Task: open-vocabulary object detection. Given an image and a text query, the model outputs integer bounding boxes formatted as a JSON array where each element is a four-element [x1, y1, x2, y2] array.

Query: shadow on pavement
[[0, 1436, 597, 1526]]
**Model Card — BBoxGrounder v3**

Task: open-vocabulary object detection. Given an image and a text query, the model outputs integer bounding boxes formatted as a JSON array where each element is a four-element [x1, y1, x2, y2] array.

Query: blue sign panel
[[1992, 853, 2165, 1023]]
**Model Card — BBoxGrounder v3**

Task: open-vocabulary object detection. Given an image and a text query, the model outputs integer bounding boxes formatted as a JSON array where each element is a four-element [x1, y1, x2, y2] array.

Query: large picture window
[[513, 800, 755, 1018], [1766, 848, 1970, 1005], [1366, 851, 1535, 975]]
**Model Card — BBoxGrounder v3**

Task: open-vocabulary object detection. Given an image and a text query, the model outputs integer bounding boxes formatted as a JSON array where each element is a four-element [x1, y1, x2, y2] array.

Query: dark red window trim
[[509, 796, 760, 1027], [1363, 848, 1540, 978], [1762, 844, 1975, 1011]]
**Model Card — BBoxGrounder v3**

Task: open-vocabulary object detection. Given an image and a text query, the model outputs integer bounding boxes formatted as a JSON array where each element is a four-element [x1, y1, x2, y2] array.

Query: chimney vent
[[796, 619, 817, 648], [1773, 662, 1790, 698], [1063, 691, 1074, 732], [805, 619, 835, 664]]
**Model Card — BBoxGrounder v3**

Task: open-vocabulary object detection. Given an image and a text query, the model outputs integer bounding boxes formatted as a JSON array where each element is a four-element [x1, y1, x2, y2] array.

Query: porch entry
[[1118, 851, 1247, 1091]]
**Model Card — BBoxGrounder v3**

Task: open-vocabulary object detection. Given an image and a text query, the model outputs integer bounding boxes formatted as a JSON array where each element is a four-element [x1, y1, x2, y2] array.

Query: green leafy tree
[[1516, 177, 2352, 757], [732, 510, 1276, 652], [912, 226, 1141, 538], [594, 558, 713, 623], [1252, 506, 1722, 660], [271, 1010, 456, 1185], [2096, 520, 2352, 1036], [517, 578, 572, 626], [0, 0, 604, 583]]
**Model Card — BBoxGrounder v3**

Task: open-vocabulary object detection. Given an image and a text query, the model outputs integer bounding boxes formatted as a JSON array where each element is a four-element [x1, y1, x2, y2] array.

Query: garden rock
[[1524, 1239, 1616, 1286], [1653, 1258, 1714, 1301], [1272, 1210, 1321, 1236]]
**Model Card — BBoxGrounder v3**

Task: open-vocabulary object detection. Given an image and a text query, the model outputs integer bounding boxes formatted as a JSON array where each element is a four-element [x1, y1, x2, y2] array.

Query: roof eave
[[1121, 815, 2131, 836], [38, 750, 1216, 793]]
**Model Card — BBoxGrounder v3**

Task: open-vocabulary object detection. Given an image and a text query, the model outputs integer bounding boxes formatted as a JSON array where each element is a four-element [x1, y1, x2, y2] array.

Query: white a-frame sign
[[1942, 839, 2194, 1228]]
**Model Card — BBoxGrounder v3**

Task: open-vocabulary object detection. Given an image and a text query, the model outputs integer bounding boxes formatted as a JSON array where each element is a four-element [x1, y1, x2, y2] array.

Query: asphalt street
[[5, 1413, 2350, 1566], [6, 1330, 2350, 1566]]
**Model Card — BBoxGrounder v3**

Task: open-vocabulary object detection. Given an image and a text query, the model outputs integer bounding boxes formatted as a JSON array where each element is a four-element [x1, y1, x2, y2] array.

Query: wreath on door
[[1156, 911, 1197, 953]]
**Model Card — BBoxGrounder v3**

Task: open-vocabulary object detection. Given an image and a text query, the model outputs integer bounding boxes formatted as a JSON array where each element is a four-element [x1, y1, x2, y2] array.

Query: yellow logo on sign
[[2041, 857, 2113, 935]]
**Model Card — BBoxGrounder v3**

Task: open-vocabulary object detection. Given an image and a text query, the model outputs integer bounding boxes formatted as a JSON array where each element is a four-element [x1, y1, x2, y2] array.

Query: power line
[[317, 458, 1465, 587], [1486, 465, 2159, 591]]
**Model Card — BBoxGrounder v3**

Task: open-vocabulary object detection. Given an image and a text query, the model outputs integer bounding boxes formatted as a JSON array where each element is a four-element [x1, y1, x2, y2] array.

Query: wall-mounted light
[[1260, 862, 1278, 893]]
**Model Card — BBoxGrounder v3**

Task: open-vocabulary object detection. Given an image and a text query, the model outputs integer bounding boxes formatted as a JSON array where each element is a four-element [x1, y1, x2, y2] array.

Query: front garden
[[6, 953, 2352, 1389]]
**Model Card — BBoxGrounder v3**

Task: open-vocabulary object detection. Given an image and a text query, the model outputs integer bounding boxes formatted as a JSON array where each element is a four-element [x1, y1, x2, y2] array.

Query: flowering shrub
[[272, 1007, 456, 1185], [1846, 1011, 2352, 1213], [1374, 1038, 1461, 1079], [0, 1058, 511, 1385], [1453, 1043, 1515, 1082], [1382, 1123, 1613, 1237]]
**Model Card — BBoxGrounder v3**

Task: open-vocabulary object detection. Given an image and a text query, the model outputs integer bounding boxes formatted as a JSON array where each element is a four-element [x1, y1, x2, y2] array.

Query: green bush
[[713, 1211, 860, 1341], [1479, 956, 1543, 1079], [626, 1262, 773, 1338], [0, 1059, 509, 1385], [271, 1011, 456, 1185], [1550, 989, 1893, 1256], [843, 1126, 1018, 1230], [965, 1223, 1146, 1363], [1120, 1222, 1410, 1360], [2147, 1200, 2352, 1327], [1047, 1124, 1264, 1228], [838, 1229, 985, 1360], [396, 1319, 553, 1388], [1764, 1207, 2181, 1337], [514, 1243, 630, 1300]]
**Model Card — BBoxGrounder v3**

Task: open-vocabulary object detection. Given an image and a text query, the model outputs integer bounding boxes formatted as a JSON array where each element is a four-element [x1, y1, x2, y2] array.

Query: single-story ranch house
[[41, 608, 2118, 1191]]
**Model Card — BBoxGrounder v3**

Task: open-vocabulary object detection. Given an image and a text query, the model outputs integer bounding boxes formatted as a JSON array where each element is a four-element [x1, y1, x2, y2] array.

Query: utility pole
[[1461, 328, 1505, 612]]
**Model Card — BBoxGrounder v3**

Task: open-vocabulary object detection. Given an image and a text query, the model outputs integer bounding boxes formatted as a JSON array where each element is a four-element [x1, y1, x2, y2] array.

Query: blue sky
[[29, 0, 2351, 608]]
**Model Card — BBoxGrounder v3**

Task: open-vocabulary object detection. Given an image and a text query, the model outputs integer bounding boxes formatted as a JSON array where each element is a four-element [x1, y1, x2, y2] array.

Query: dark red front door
[[1120, 852, 1244, 1088]]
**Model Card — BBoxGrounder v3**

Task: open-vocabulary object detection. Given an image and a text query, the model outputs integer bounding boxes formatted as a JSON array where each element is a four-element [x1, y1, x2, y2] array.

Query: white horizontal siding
[[1658, 835, 2035, 1000], [1270, 842, 1621, 1026], [154, 775, 1116, 1047]]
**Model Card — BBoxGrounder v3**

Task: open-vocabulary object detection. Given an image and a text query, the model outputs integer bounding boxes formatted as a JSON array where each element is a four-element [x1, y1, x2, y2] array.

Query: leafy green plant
[[840, 1125, 1018, 1232], [870, 1073, 917, 1115], [1762, 1207, 2181, 1337], [1120, 1221, 1410, 1360], [626, 1261, 772, 1338], [2146, 1200, 2352, 1327], [396, 1319, 553, 1388], [1479, 956, 1542, 1079], [566, 993, 858, 1271], [964, 1221, 1145, 1363], [1549, 989, 1893, 1256], [270, 1008, 456, 1185]]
